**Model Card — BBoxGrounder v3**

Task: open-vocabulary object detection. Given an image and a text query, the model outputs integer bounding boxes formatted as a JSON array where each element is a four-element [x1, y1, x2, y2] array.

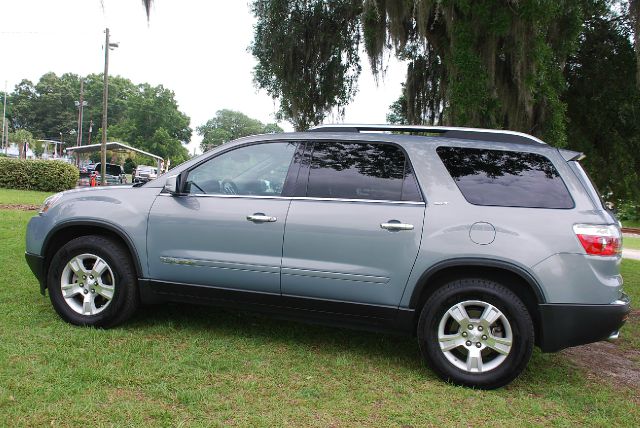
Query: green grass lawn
[[623, 220, 640, 229], [624, 236, 640, 251], [0, 188, 53, 205], [1, 191, 638, 426]]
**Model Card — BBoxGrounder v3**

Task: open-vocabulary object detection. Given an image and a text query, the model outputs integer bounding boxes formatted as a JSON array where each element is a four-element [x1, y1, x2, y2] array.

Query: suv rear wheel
[[47, 235, 139, 328], [417, 278, 534, 389]]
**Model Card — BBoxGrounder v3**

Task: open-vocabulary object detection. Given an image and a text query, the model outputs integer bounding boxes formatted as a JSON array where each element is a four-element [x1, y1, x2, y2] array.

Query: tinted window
[[401, 162, 422, 202], [569, 161, 604, 209], [306, 142, 421, 201], [436, 147, 573, 208], [186, 142, 297, 196], [109, 165, 123, 176], [96, 163, 122, 176]]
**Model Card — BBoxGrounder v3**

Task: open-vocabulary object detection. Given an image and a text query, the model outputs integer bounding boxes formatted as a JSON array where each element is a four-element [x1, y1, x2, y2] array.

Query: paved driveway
[[623, 248, 640, 260]]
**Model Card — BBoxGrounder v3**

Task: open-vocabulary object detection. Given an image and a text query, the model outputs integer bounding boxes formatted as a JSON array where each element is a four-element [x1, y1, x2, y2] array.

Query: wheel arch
[[408, 258, 546, 342], [41, 220, 143, 291]]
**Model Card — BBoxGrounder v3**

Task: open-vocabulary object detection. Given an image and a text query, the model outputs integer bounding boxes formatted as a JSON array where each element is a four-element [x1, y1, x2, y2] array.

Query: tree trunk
[[632, 0, 640, 88]]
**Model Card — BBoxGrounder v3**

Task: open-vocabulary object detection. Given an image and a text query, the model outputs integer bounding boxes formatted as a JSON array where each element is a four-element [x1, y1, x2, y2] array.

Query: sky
[[0, 0, 407, 154]]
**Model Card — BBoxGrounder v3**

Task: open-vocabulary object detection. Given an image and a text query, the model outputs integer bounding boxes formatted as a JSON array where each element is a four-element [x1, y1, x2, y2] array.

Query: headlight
[[39, 193, 63, 215]]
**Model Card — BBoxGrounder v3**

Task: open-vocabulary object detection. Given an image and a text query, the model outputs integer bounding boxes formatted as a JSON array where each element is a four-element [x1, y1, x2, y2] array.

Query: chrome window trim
[[158, 193, 426, 205]]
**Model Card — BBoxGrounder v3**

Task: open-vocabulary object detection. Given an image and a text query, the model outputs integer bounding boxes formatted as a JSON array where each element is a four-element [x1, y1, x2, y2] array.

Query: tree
[[564, 0, 640, 203], [386, 86, 408, 125], [115, 83, 192, 144], [5, 72, 192, 165], [107, 82, 192, 165], [8, 72, 138, 145], [197, 109, 282, 152], [251, 0, 362, 130], [82, 73, 139, 144], [145, 128, 190, 165], [9, 80, 37, 131], [251, 1, 594, 145], [33, 140, 45, 158], [631, 0, 639, 87]]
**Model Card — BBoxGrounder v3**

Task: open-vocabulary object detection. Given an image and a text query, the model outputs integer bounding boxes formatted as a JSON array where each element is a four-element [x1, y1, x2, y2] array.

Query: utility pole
[[4, 122, 8, 155], [101, 30, 119, 184], [2, 81, 7, 152], [75, 79, 87, 146], [100, 28, 116, 185], [88, 119, 93, 145]]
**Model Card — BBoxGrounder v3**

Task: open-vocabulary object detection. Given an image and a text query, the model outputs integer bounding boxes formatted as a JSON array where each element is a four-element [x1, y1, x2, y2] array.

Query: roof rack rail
[[308, 124, 546, 145]]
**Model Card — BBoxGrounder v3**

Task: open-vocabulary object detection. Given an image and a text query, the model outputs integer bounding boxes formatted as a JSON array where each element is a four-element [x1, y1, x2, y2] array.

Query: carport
[[65, 142, 165, 172]]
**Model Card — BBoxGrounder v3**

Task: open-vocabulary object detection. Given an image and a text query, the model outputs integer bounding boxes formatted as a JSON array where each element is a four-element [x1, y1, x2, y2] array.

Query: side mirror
[[164, 175, 180, 195]]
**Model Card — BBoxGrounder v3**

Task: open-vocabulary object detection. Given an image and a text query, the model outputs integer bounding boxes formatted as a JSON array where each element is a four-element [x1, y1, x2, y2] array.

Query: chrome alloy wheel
[[59, 253, 115, 316], [437, 300, 513, 373]]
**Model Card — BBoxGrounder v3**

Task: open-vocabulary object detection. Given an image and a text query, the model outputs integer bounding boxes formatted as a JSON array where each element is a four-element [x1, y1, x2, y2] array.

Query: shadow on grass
[[124, 301, 579, 392], [131, 302, 421, 362]]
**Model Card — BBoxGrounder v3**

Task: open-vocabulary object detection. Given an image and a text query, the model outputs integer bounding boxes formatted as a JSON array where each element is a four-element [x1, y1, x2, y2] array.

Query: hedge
[[0, 158, 79, 192]]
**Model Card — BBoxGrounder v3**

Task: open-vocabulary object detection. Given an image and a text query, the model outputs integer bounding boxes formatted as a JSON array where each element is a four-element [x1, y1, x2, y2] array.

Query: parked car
[[94, 163, 126, 185], [25, 125, 630, 389], [79, 163, 94, 175], [133, 165, 158, 183]]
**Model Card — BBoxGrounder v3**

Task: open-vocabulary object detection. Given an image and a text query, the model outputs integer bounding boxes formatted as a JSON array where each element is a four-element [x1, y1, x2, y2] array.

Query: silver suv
[[25, 125, 631, 389]]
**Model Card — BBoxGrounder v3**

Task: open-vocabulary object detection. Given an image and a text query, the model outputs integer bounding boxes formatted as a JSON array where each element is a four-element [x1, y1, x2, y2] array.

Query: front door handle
[[380, 222, 414, 231], [247, 214, 277, 223]]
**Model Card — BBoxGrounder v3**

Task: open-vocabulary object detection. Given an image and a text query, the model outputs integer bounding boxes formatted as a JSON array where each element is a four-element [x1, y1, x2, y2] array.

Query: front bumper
[[538, 293, 631, 352], [25, 252, 46, 295]]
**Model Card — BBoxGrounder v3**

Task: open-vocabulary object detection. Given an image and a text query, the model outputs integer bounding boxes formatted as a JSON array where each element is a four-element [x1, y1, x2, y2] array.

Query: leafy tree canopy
[[252, 0, 639, 146], [5, 72, 192, 165], [564, 0, 640, 203], [197, 109, 282, 152], [251, 0, 362, 131]]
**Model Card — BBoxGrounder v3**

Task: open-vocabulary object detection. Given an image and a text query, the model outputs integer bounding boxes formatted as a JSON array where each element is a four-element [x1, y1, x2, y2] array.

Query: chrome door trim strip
[[158, 193, 425, 206], [281, 267, 390, 285], [160, 256, 280, 274]]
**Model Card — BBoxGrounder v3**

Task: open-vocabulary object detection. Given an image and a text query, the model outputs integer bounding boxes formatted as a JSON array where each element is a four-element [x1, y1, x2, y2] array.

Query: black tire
[[417, 278, 534, 389], [47, 235, 139, 328]]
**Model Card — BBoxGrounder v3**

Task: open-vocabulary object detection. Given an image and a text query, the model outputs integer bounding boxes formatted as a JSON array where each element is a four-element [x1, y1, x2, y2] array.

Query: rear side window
[[436, 147, 573, 209], [306, 142, 422, 202], [569, 161, 604, 209]]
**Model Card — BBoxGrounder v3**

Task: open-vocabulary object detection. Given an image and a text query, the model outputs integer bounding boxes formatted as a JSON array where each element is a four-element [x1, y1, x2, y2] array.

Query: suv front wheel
[[47, 235, 139, 328], [418, 278, 534, 389]]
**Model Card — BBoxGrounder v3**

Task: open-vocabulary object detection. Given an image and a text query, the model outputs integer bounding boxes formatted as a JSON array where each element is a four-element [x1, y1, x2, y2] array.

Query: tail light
[[573, 224, 621, 256]]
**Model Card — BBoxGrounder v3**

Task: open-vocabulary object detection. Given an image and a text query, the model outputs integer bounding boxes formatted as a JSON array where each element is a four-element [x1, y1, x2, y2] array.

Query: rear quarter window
[[436, 147, 574, 209]]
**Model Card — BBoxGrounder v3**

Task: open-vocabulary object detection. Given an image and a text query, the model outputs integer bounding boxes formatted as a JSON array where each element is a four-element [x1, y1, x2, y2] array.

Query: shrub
[[0, 158, 79, 192], [123, 158, 136, 174], [616, 200, 640, 224]]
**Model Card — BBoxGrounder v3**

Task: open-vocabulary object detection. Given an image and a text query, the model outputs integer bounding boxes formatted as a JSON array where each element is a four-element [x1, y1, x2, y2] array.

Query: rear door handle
[[380, 222, 414, 231], [247, 214, 277, 223]]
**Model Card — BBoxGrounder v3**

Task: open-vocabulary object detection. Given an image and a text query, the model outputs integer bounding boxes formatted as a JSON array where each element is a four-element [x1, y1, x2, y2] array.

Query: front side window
[[306, 142, 422, 201], [436, 147, 574, 208], [186, 142, 297, 196]]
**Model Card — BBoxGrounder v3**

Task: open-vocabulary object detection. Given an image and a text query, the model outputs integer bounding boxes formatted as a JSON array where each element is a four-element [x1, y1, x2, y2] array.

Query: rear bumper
[[538, 293, 631, 352], [25, 252, 46, 295]]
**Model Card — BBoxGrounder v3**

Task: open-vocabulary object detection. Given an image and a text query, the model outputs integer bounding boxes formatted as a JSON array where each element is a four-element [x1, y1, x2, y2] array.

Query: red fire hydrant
[[90, 172, 97, 187]]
